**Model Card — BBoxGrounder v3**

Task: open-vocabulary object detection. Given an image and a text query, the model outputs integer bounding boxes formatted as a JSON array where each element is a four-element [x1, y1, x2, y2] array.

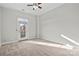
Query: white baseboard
[[1, 40, 19, 45], [41, 38, 65, 45], [1, 38, 36, 45], [1, 38, 41, 46]]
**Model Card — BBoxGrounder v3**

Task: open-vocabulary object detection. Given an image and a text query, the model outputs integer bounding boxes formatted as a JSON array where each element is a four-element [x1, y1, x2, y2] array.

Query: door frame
[[16, 17, 28, 41]]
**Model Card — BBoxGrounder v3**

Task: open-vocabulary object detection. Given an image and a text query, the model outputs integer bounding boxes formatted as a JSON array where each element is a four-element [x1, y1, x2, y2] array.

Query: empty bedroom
[[0, 3, 79, 56]]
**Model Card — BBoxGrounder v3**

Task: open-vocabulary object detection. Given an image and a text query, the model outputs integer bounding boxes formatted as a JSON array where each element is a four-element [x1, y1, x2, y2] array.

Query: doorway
[[17, 17, 28, 41]]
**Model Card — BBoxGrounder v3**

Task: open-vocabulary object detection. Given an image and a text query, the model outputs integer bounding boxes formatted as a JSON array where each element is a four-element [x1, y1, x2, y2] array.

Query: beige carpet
[[0, 39, 79, 56]]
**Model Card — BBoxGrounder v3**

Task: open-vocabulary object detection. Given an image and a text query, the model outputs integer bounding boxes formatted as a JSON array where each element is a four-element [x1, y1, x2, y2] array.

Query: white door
[[16, 17, 28, 41]]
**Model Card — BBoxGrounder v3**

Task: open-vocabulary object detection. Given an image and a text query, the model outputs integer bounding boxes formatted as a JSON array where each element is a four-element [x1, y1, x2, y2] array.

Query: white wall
[[40, 4, 79, 47], [36, 16, 41, 38], [0, 7, 2, 45], [1, 7, 36, 44]]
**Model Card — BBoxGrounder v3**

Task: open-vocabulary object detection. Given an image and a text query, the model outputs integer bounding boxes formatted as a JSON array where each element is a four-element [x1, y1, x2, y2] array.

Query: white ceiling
[[0, 3, 64, 15]]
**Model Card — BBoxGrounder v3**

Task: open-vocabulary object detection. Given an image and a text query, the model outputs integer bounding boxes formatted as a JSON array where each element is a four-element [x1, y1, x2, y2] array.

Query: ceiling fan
[[27, 3, 42, 10]]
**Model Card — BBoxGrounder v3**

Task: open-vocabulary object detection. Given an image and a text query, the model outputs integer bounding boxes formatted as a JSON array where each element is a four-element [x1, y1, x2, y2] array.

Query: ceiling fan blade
[[38, 3, 42, 5], [38, 6, 42, 9], [27, 5, 33, 6]]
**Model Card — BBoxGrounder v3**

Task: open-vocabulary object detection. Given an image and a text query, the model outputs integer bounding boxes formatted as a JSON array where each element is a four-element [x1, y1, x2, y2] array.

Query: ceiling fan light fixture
[[27, 3, 42, 10], [33, 5, 38, 10]]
